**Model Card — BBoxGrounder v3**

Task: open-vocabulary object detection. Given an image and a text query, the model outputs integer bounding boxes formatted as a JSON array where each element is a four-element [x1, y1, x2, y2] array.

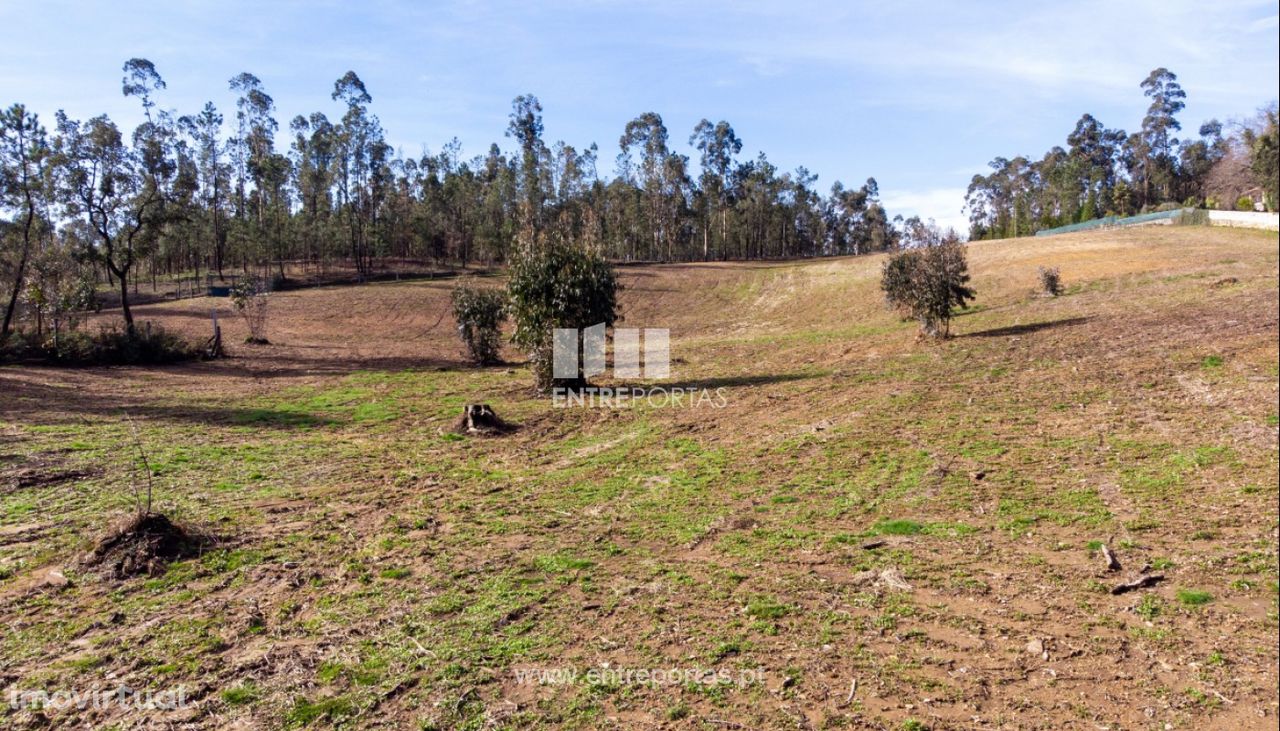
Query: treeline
[[0, 59, 901, 340], [965, 67, 1279, 240]]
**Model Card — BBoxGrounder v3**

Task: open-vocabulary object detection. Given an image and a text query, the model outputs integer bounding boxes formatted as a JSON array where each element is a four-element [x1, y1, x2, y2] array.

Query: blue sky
[[2, 0, 1277, 231]]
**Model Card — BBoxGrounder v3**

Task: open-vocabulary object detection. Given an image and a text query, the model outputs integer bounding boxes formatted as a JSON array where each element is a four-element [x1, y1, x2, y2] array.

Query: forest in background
[[0, 60, 905, 341], [3, 62, 1277, 344], [964, 68, 1279, 240]]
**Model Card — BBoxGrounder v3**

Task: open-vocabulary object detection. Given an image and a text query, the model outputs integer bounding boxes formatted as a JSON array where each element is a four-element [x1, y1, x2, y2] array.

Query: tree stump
[[454, 404, 512, 435]]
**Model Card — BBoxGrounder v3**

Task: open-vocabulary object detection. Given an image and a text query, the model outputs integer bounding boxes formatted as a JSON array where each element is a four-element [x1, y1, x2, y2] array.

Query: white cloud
[[1249, 14, 1279, 32], [880, 187, 971, 235]]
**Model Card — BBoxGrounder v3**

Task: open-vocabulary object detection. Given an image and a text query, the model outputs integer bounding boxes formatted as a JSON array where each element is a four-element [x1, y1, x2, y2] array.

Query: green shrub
[[450, 283, 507, 365], [230, 279, 271, 344], [0, 322, 197, 365], [1038, 266, 1064, 296], [881, 233, 975, 338], [1177, 208, 1209, 226], [507, 237, 619, 390], [88, 323, 199, 364], [1235, 196, 1255, 212]]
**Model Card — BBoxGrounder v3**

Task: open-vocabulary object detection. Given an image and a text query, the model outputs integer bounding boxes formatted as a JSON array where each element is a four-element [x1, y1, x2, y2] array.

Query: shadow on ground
[[962, 317, 1091, 338]]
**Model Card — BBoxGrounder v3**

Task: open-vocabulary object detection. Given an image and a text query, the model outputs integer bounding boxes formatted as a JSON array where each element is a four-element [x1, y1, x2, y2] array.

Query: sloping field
[[1, 226, 1277, 730]]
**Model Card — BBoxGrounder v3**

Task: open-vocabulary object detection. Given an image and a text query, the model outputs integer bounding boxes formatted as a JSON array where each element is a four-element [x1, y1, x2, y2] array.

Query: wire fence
[[1034, 208, 1191, 237]]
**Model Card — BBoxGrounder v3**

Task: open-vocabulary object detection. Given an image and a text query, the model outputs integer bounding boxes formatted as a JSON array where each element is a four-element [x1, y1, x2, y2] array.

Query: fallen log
[[1111, 573, 1163, 595]]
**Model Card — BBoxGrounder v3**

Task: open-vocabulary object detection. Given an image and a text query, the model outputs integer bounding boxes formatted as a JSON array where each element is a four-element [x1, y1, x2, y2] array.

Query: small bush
[[0, 322, 198, 365], [96, 323, 200, 363], [1177, 208, 1210, 226], [1038, 266, 1064, 296], [507, 237, 619, 390], [1235, 196, 1255, 212], [230, 279, 271, 344], [450, 284, 507, 365], [881, 233, 975, 338]]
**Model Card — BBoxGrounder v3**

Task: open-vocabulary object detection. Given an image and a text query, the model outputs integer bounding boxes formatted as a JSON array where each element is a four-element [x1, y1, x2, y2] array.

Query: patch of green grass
[[874, 519, 925, 536], [1200, 355, 1224, 369], [284, 696, 356, 727], [67, 655, 105, 670], [533, 553, 594, 574], [201, 549, 265, 574], [1176, 589, 1214, 607], [231, 408, 329, 428], [1135, 594, 1162, 620], [745, 597, 790, 620], [221, 683, 260, 706], [352, 401, 398, 423], [379, 567, 412, 580]]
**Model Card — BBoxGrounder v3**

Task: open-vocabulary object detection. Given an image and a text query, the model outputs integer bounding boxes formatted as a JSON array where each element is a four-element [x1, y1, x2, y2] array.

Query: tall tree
[[53, 113, 164, 331], [1136, 67, 1186, 206], [0, 104, 50, 342], [620, 113, 687, 260], [331, 71, 387, 276], [506, 94, 547, 238], [178, 102, 229, 278], [690, 119, 741, 258], [1246, 105, 1279, 210]]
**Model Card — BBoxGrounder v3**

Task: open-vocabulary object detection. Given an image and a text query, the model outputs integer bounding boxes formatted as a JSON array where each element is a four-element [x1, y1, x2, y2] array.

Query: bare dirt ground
[[1, 226, 1277, 730]]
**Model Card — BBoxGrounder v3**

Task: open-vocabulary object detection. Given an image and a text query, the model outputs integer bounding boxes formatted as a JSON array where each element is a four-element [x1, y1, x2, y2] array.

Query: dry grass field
[[1, 226, 1277, 730]]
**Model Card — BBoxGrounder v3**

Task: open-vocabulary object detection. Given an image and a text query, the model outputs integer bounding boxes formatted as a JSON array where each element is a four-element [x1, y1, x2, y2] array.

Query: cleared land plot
[[1, 226, 1277, 729]]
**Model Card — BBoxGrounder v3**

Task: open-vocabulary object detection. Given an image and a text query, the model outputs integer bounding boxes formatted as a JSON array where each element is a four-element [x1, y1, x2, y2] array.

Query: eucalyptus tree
[[620, 112, 689, 260], [690, 119, 742, 258], [228, 73, 281, 268], [50, 60, 176, 331], [475, 143, 517, 263], [1134, 67, 1186, 206], [1066, 113, 1126, 217], [178, 102, 229, 278], [506, 94, 547, 238], [52, 112, 163, 331], [331, 71, 390, 276], [1177, 120, 1227, 203], [0, 104, 50, 342], [289, 112, 336, 265]]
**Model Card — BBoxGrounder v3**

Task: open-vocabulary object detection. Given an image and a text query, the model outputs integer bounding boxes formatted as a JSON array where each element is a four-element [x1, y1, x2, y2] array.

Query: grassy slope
[[1, 226, 1277, 730]]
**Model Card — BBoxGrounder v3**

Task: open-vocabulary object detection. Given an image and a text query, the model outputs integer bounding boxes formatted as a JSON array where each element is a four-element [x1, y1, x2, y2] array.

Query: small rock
[[40, 567, 71, 589], [1025, 638, 1044, 656], [878, 568, 912, 591]]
